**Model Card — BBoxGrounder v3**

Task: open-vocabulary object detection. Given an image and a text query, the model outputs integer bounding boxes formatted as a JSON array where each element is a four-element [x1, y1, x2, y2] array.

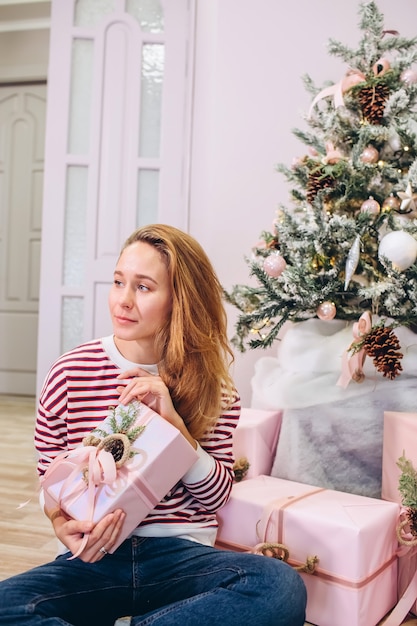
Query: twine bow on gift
[[396, 508, 417, 549], [251, 541, 319, 574], [337, 311, 372, 388], [253, 491, 322, 576]]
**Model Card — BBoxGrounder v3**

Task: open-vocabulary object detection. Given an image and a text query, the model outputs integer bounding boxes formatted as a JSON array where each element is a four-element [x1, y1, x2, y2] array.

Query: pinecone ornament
[[233, 457, 250, 482], [362, 325, 403, 379], [357, 82, 390, 124], [306, 169, 335, 203], [82, 401, 146, 468], [407, 507, 417, 537]]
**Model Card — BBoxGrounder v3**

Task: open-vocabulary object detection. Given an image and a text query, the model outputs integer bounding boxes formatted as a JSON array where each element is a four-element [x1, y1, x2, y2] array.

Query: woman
[[0, 224, 306, 625]]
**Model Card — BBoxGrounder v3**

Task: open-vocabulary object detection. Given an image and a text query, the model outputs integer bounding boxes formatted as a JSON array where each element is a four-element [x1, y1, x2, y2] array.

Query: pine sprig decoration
[[397, 454, 417, 507], [90, 402, 145, 443], [83, 401, 146, 467]]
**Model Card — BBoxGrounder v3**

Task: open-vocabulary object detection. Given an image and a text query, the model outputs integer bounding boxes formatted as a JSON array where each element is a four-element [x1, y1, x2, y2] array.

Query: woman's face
[[109, 241, 172, 359]]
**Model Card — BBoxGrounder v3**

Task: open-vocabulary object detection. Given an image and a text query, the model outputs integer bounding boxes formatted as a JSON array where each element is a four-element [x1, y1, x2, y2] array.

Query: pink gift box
[[233, 408, 282, 478], [382, 411, 417, 504], [216, 475, 399, 626], [42, 403, 198, 553], [397, 545, 417, 617]]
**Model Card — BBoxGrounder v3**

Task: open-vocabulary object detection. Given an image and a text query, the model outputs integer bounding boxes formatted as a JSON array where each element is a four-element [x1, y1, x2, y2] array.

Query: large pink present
[[382, 411, 417, 503], [233, 408, 282, 479], [42, 401, 198, 555], [216, 475, 399, 626]]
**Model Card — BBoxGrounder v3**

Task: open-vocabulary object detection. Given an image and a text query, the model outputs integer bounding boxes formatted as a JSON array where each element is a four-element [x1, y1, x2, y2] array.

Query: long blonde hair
[[122, 224, 236, 440]]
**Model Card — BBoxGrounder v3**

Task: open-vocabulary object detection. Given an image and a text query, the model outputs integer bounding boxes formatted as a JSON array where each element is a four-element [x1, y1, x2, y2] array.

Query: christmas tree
[[226, 1, 417, 375]]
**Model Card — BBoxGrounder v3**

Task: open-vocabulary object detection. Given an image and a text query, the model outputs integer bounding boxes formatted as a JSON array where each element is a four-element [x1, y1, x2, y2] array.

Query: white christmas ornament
[[397, 182, 416, 213], [378, 231, 417, 271]]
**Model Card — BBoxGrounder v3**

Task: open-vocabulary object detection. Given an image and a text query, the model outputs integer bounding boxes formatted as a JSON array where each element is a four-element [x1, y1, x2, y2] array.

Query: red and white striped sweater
[[35, 335, 241, 546]]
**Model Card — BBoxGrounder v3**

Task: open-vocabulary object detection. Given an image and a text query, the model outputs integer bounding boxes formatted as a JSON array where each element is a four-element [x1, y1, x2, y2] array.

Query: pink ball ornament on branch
[[360, 196, 380, 215], [401, 68, 417, 85], [382, 194, 401, 212], [317, 301, 337, 321], [360, 146, 379, 164], [263, 254, 287, 278]]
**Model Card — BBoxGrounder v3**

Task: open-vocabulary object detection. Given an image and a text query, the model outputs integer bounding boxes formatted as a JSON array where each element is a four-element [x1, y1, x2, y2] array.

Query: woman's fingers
[[117, 377, 162, 407], [79, 510, 126, 563], [116, 367, 152, 380]]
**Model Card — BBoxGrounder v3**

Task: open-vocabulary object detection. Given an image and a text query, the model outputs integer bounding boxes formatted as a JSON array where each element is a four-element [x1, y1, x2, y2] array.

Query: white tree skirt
[[251, 318, 417, 498]]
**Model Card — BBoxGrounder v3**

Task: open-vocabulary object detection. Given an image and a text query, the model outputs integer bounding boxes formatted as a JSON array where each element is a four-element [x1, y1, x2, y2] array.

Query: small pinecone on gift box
[[233, 457, 250, 482], [407, 507, 417, 537], [306, 169, 335, 203], [362, 325, 403, 379], [357, 82, 390, 124]]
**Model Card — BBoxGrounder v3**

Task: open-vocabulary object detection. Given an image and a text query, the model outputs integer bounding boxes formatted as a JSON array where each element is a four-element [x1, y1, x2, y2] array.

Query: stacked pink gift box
[[214, 406, 417, 626]]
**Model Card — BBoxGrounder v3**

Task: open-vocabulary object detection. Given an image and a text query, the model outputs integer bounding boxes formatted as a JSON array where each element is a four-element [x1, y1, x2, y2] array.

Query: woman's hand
[[51, 509, 126, 562], [117, 368, 174, 417], [117, 368, 197, 449]]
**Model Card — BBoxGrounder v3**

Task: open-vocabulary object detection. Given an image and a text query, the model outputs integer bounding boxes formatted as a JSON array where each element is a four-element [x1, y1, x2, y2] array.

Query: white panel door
[[37, 0, 194, 393], [0, 84, 46, 395]]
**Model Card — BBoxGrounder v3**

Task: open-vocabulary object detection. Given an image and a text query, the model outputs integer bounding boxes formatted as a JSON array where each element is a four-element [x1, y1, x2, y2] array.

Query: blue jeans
[[0, 537, 306, 625]]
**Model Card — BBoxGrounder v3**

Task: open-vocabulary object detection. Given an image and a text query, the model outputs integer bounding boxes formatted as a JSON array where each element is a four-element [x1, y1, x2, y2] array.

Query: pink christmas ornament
[[372, 58, 390, 76], [382, 194, 400, 212], [401, 68, 417, 85], [324, 142, 343, 164], [316, 301, 336, 321], [360, 196, 380, 215], [360, 146, 379, 164], [263, 254, 286, 277], [291, 156, 305, 170]]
